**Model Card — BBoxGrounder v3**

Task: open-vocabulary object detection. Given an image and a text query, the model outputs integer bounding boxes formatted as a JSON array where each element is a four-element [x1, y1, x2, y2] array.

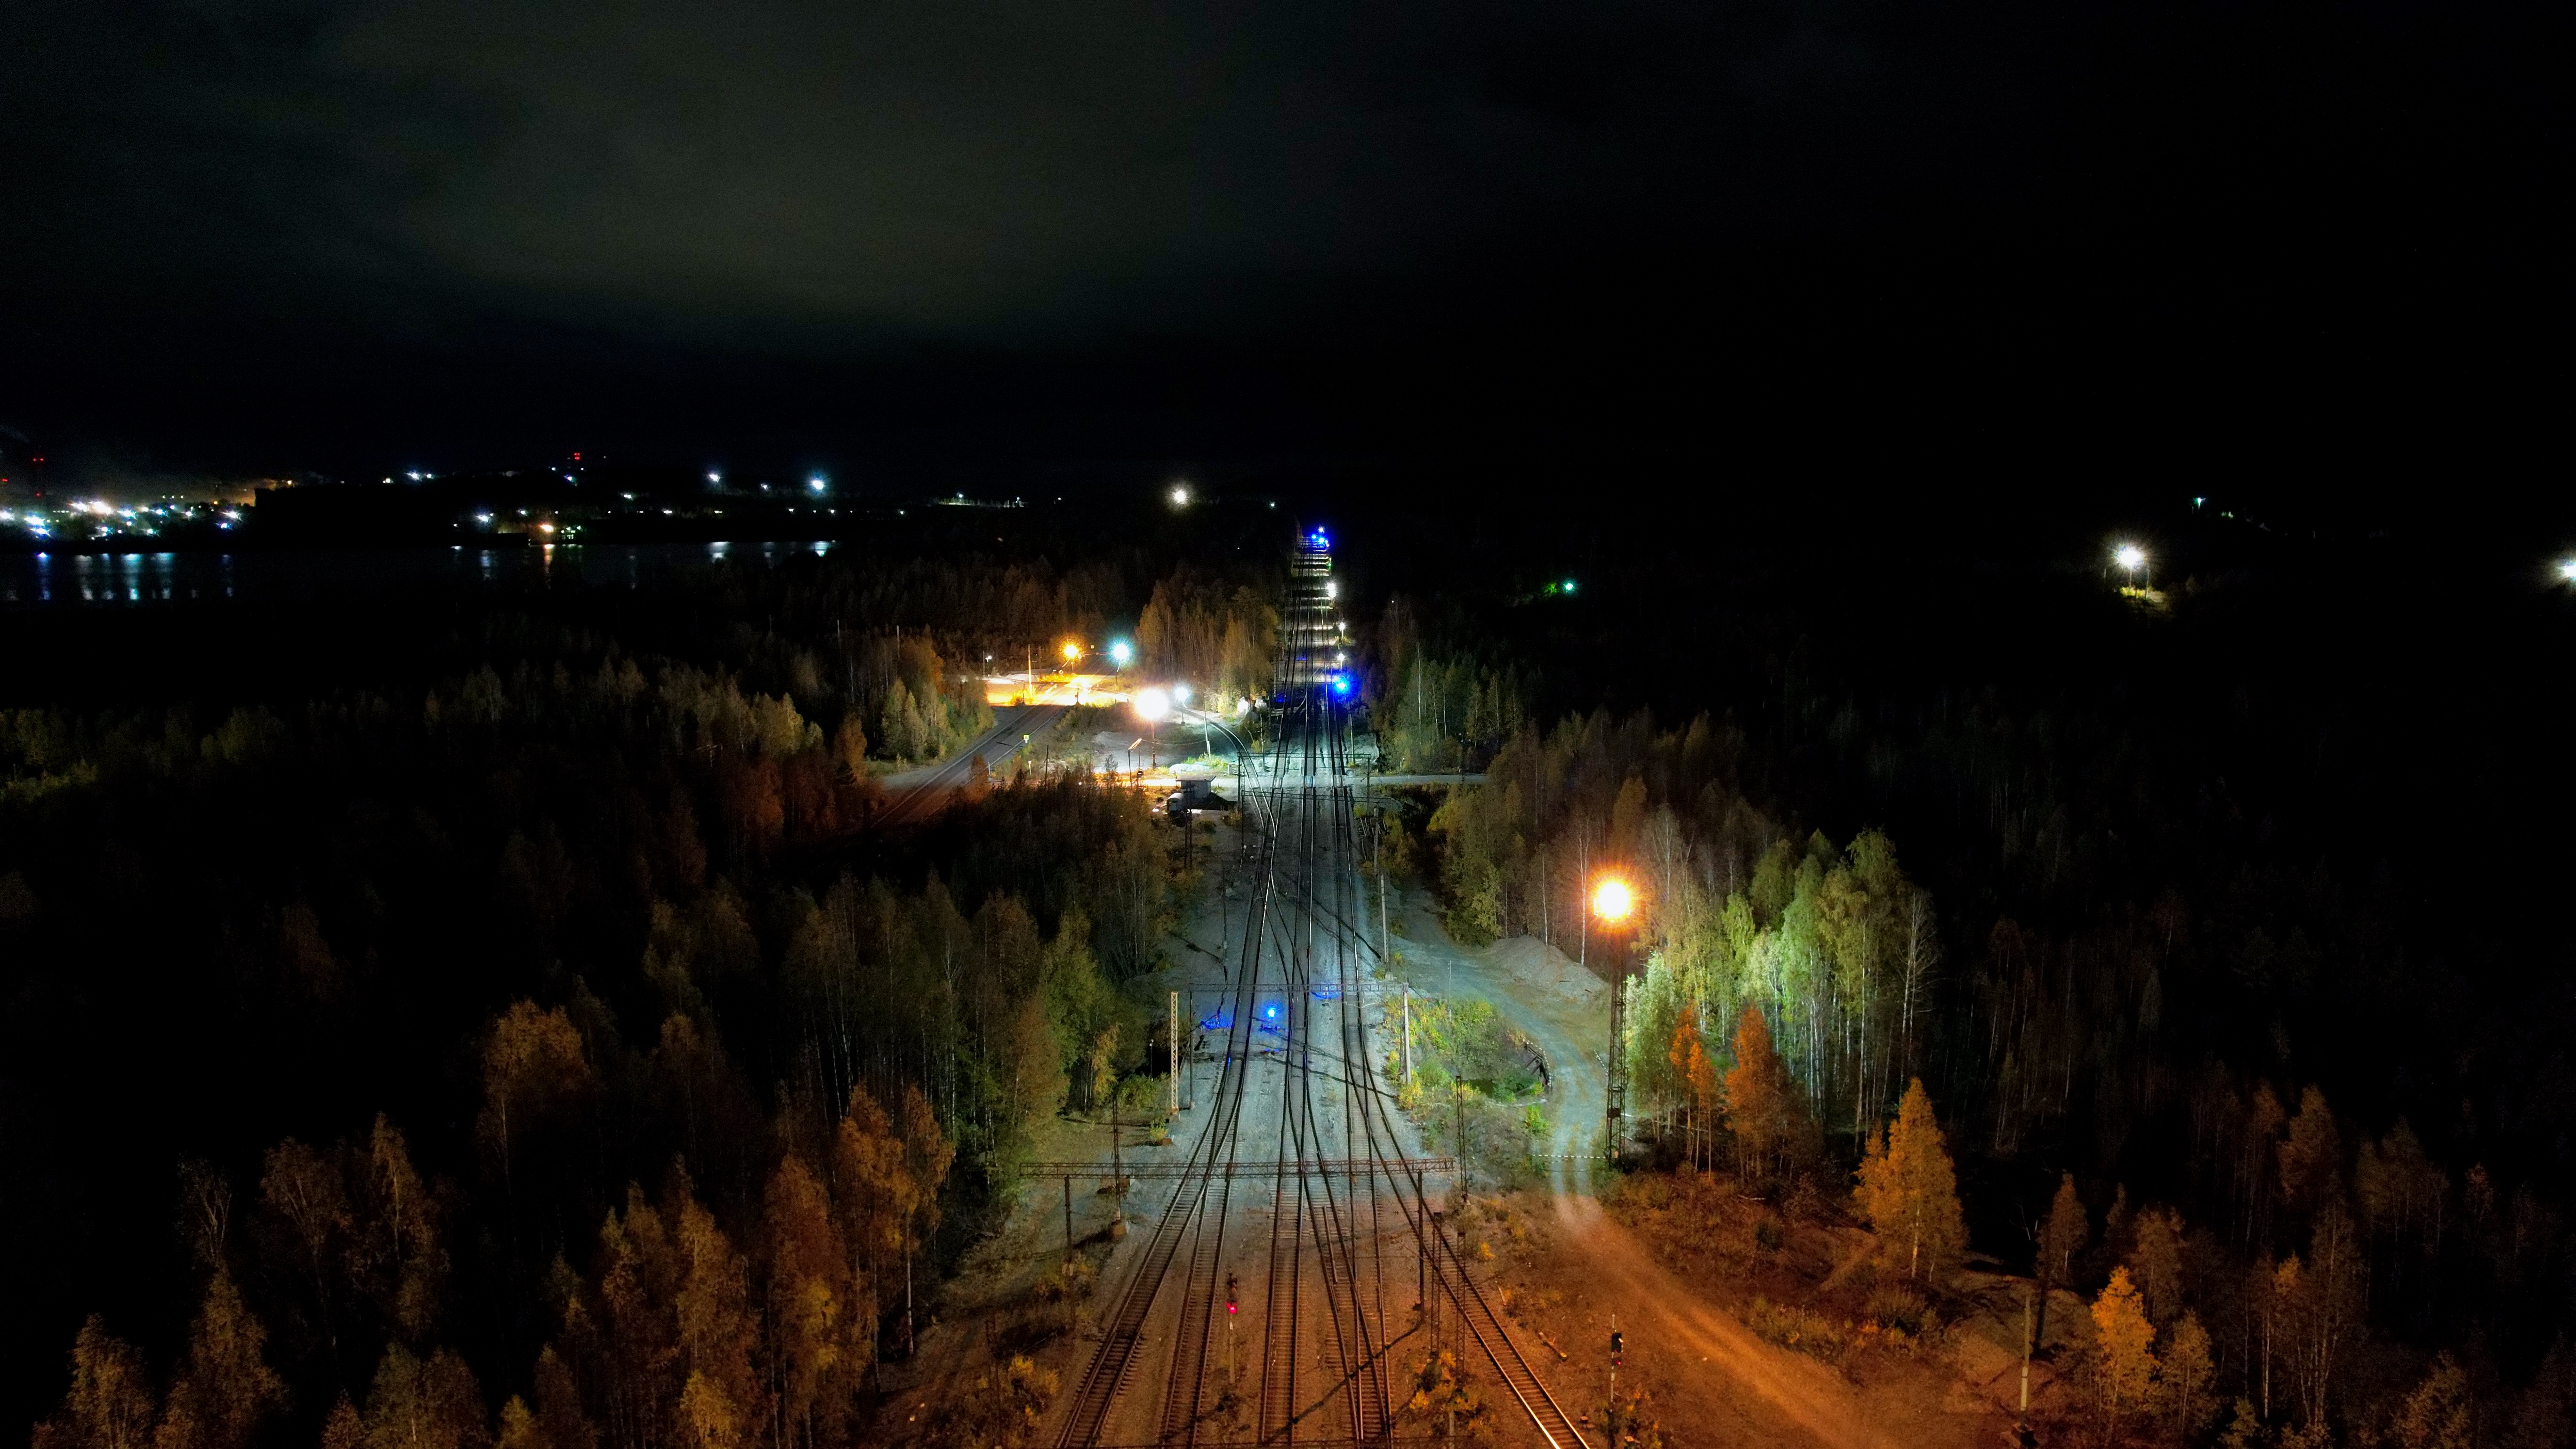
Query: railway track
[[1055, 530, 1586, 1449]]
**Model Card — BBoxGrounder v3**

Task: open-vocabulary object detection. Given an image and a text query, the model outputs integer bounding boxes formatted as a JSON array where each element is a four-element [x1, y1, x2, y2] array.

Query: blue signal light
[[1332, 675, 1352, 695]]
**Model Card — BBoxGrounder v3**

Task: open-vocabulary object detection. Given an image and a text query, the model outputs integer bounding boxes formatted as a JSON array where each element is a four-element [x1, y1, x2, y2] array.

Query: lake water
[[0, 540, 843, 606]]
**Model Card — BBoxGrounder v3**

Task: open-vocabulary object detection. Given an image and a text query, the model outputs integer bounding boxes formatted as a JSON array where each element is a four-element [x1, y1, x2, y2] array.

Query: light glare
[[1591, 878, 1634, 923], [1134, 688, 1171, 722]]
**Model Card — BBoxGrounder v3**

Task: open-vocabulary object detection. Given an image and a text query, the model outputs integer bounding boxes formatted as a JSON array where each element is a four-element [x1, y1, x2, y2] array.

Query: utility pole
[[1110, 1100, 1126, 1240], [1403, 985, 1413, 1089], [2017, 1287, 2036, 1447], [1454, 1081, 1466, 1188], [1169, 990, 1181, 1120], [1063, 1175, 1074, 1261]]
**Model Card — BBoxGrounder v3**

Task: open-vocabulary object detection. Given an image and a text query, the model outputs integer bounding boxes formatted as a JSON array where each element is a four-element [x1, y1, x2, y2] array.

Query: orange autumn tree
[[32, 1319, 158, 1449], [1722, 1006, 1807, 1185], [1854, 1078, 1967, 1285], [2089, 1267, 2159, 1445], [1667, 1006, 1717, 1172]]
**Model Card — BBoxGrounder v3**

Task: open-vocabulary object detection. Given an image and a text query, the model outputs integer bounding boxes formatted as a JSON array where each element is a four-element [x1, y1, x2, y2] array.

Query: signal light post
[[1593, 877, 1637, 1154]]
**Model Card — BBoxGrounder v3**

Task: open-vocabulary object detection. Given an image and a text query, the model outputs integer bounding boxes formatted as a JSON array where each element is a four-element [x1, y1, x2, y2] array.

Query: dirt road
[[1386, 893, 2004, 1449]]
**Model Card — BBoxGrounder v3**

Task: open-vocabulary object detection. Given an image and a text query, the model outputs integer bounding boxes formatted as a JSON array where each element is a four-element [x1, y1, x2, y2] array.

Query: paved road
[[874, 703, 1066, 829]]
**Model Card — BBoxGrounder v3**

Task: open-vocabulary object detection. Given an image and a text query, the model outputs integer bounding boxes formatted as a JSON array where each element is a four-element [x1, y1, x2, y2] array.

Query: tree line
[[2, 541, 1224, 1448], [1396, 691, 2576, 1443]]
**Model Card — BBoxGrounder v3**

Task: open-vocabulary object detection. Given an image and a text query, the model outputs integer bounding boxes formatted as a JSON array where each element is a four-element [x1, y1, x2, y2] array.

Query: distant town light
[[1562, 578, 1578, 594], [1169, 483, 1191, 508], [809, 475, 828, 493], [708, 471, 722, 484], [1135, 688, 1171, 722]]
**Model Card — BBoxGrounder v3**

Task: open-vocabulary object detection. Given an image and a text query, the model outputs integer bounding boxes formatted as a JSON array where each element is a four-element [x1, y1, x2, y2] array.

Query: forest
[[1354, 494, 2576, 1446], [11, 491, 2576, 1449], [1, 508, 1285, 1449]]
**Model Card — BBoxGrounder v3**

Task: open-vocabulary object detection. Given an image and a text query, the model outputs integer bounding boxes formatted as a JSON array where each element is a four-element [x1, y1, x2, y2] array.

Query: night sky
[[3, 0, 2560, 491]]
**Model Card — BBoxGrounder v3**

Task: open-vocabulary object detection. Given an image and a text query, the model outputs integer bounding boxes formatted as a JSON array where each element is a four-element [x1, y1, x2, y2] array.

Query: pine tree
[[1853, 1079, 1967, 1285], [2090, 1267, 2158, 1445]]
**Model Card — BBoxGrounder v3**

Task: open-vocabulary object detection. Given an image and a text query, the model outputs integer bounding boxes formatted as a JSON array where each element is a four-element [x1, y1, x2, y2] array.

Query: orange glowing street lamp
[[1060, 640, 1082, 664], [1592, 873, 1640, 1136]]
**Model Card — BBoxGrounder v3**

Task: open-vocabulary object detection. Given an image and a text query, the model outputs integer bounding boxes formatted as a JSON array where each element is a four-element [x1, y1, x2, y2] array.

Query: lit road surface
[[873, 702, 1064, 830]]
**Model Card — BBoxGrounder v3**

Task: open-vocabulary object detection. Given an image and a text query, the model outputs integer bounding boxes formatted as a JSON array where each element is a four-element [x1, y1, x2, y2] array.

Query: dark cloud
[[1, 0, 2558, 481]]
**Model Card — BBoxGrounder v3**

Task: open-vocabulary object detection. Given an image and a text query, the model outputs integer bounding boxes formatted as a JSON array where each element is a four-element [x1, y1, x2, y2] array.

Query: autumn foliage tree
[[2036, 1173, 2089, 1348], [1723, 1006, 1807, 1185], [1854, 1079, 1967, 1287], [32, 1320, 157, 1449], [157, 1271, 284, 1449], [2089, 1267, 2159, 1446]]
